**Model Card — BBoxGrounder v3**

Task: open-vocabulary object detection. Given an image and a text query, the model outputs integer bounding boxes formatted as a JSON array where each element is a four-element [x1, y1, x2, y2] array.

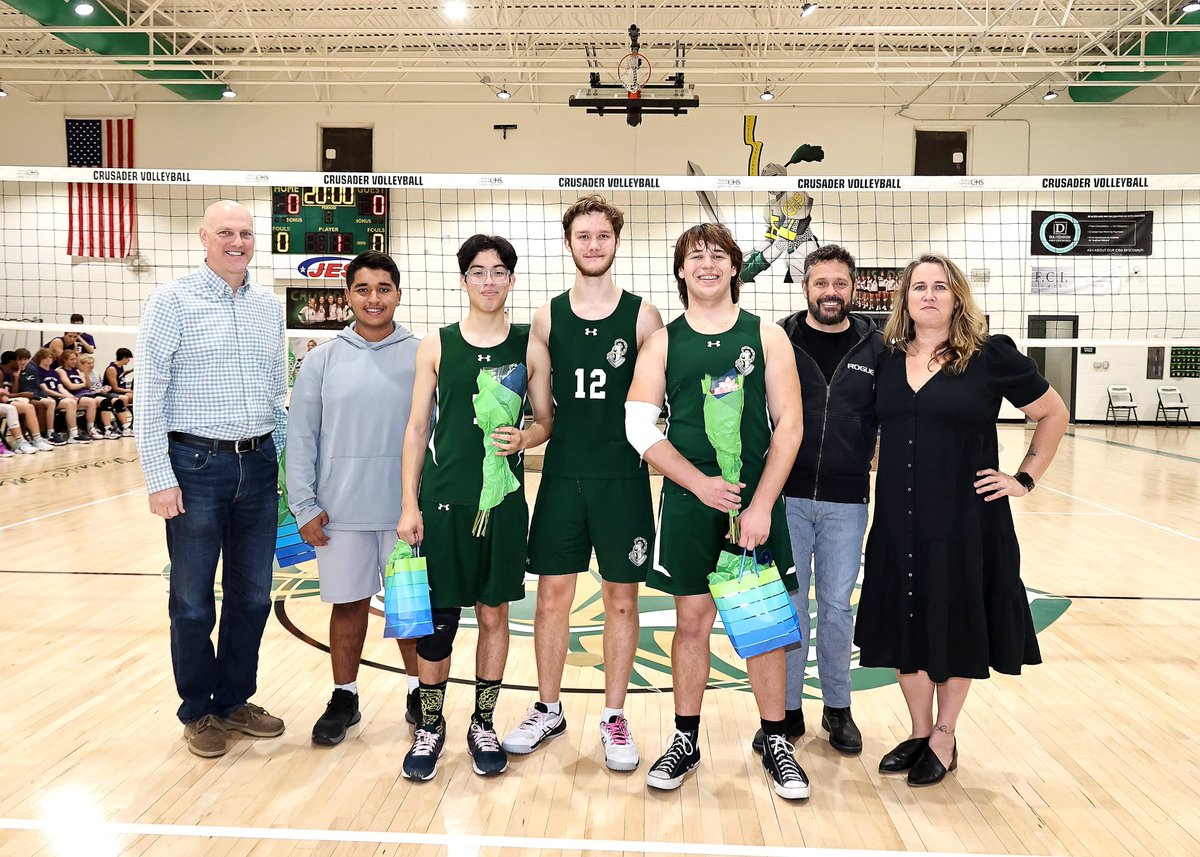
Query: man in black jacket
[[753, 244, 886, 757]]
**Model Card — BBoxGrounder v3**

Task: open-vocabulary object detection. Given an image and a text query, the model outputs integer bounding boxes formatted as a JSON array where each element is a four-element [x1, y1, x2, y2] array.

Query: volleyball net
[[2, 168, 1198, 414]]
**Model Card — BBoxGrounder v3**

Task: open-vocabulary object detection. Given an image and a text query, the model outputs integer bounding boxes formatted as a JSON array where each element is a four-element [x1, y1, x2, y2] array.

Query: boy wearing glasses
[[396, 235, 553, 781]]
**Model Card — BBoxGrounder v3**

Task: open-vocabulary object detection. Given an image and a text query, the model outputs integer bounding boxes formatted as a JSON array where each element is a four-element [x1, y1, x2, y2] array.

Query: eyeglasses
[[464, 267, 512, 286]]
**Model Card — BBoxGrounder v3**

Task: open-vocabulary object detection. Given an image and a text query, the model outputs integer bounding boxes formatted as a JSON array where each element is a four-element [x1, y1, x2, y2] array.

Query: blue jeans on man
[[165, 438, 278, 724], [783, 496, 868, 711]]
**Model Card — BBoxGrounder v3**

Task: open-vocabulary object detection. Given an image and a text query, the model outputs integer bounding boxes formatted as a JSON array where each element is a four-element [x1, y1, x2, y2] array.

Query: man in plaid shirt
[[135, 200, 288, 758]]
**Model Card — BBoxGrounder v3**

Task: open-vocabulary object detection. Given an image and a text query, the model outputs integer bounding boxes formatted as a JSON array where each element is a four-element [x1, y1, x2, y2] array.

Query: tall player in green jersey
[[625, 223, 811, 800], [396, 234, 553, 782], [502, 196, 663, 772]]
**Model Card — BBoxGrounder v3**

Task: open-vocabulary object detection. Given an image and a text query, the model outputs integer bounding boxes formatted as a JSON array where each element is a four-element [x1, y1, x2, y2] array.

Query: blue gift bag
[[383, 541, 433, 639], [708, 549, 802, 659]]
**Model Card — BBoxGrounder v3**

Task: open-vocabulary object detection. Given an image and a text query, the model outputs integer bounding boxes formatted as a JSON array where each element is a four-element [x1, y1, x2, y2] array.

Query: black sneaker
[[645, 729, 700, 790], [467, 720, 508, 776], [821, 705, 863, 754], [752, 708, 806, 754], [402, 721, 446, 781], [762, 733, 810, 800], [312, 689, 361, 746], [404, 689, 420, 730]]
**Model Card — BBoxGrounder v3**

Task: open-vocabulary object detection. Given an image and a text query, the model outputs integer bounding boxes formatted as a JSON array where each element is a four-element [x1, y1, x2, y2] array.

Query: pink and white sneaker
[[599, 715, 640, 771]]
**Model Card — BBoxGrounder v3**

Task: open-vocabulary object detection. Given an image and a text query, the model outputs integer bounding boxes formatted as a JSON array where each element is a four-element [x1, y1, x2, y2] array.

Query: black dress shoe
[[907, 740, 957, 786], [751, 707, 806, 754], [312, 689, 362, 746], [878, 737, 929, 773], [821, 706, 863, 754]]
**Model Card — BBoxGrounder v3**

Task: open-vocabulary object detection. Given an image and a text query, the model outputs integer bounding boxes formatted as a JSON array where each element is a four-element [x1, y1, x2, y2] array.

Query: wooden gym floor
[[0, 424, 1197, 857]]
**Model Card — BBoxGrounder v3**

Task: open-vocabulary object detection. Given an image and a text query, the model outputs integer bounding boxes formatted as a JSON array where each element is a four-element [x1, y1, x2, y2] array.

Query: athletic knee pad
[[416, 607, 461, 662]]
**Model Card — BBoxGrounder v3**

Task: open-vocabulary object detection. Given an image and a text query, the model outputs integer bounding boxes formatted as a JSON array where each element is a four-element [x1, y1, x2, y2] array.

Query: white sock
[[541, 700, 562, 715], [601, 706, 624, 722], [406, 676, 419, 692], [334, 681, 358, 695]]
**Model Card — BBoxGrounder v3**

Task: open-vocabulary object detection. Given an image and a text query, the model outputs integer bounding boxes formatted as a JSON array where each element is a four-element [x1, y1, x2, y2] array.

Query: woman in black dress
[[854, 253, 1068, 787]]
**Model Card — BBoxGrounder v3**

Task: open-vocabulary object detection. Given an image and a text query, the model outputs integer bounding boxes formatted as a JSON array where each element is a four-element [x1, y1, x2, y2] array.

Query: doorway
[[1027, 315, 1077, 421]]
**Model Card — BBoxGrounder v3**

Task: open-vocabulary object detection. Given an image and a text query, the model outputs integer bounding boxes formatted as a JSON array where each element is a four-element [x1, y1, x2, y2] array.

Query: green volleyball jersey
[[542, 289, 644, 478], [663, 309, 770, 495], [422, 322, 529, 507]]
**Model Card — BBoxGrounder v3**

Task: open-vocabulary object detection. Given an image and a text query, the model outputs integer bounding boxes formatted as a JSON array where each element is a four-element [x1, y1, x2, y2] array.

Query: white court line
[[1012, 511, 1119, 516], [0, 489, 144, 533], [1039, 485, 1200, 543], [0, 817, 1050, 857]]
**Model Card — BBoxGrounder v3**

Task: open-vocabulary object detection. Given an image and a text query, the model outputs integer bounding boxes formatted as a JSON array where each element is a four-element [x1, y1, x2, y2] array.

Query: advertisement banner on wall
[[1030, 210, 1153, 256], [273, 254, 354, 280]]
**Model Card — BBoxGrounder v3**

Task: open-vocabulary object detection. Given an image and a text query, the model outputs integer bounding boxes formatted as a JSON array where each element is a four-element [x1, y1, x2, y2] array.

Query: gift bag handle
[[737, 548, 760, 582]]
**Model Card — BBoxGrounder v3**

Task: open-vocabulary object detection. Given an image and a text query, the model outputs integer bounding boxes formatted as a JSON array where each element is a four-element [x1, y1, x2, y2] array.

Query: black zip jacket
[[778, 311, 886, 504]]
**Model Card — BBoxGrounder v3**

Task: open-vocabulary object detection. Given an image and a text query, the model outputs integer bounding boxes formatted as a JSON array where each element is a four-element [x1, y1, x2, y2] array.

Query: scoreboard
[[271, 186, 388, 255]]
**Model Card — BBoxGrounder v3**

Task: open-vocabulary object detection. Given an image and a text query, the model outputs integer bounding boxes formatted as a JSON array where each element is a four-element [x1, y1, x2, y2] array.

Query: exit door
[[1027, 315, 1077, 421]]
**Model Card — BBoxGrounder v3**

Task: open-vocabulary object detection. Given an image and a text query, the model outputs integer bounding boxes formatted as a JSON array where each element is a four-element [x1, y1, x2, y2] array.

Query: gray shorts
[[314, 529, 399, 604]]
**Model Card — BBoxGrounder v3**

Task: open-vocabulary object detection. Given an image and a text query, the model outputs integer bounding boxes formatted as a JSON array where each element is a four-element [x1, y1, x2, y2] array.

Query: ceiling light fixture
[[1042, 88, 1059, 101], [443, 0, 468, 20], [801, 2, 818, 17], [759, 86, 775, 101], [74, 0, 95, 15], [496, 87, 512, 100], [0, 86, 7, 98], [1184, 0, 1200, 12], [221, 84, 237, 99]]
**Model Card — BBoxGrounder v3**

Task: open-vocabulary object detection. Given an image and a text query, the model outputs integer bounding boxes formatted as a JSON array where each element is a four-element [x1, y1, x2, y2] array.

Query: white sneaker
[[501, 703, 566, 754], [89, 426, 103, 439], [14, 439, 38, 454], [34, 436, 55, 452], [599, 715, 640, 771], [121, 426, 134, 438]]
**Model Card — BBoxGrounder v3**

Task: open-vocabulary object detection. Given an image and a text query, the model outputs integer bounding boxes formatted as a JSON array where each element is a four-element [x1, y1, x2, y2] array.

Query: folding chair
[[1106, 385, 1139, 425], [1156, 386, 1191, 426]]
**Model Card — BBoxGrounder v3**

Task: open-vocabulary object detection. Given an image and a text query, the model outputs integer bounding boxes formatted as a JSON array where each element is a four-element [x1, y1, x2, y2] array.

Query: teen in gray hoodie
[[285, 250, 422, 746]]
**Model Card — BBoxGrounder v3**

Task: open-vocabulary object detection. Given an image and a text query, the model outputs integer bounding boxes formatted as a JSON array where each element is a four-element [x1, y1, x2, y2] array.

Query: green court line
[[1066, 429, 1200, 464]]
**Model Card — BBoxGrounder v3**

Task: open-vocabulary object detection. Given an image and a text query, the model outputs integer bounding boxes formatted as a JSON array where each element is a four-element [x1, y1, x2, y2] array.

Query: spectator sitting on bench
[[36, 348, 91, 443], [12, 349, 64, 446], [57, 350, 111, 440], [81, 353, 131, 438]]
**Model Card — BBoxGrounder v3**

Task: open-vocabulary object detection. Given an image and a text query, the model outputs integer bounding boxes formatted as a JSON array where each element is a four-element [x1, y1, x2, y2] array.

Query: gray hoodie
[[286, 321, 419, 531]]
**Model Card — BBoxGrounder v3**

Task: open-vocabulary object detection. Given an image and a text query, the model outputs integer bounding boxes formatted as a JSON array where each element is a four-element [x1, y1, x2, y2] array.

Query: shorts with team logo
[[419, 491, 527, 609], [527, 474, 655, 584], [314, 529, 400, 604], [648, 488, 797, 597]]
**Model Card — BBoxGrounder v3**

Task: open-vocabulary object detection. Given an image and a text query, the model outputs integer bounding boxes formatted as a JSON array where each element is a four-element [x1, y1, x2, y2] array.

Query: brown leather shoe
[[184, 714, 229, 757], [218, 703, 285, 738]]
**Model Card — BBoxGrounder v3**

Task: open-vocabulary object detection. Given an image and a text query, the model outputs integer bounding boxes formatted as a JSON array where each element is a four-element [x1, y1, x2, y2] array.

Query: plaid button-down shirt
[[134, 261, 287, 494]]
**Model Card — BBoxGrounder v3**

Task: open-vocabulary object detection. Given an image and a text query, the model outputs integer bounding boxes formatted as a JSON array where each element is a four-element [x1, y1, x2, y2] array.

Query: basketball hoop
[[618, 52, 651, 99]]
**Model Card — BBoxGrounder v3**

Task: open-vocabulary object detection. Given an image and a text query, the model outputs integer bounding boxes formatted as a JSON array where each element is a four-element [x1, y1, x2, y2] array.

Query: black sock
[[674, 713, 700, 735], [473, 677, 502, 728], [761, 717, 787, 737], [418, 680, 447, 733]]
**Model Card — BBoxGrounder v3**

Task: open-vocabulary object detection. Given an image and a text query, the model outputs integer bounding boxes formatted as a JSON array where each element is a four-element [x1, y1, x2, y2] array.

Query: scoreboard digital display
[[271, 186, 388, 255]]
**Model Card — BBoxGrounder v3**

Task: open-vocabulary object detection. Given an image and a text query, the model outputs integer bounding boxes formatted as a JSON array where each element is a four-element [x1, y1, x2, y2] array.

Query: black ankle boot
[[821, 706, 862, 755]]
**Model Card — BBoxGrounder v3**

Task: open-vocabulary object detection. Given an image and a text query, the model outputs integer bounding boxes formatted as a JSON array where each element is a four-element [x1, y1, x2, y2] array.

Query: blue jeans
[[783, 497, 868, 709], [165, 438, 278, 724]]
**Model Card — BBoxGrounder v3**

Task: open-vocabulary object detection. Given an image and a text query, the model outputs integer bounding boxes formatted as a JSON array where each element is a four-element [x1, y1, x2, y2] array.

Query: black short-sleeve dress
[[853, 335, 1050, 682]]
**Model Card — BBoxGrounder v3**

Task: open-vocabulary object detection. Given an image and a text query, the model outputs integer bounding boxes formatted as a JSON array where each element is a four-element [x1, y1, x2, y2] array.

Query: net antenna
[[569, 24, 698, 127]]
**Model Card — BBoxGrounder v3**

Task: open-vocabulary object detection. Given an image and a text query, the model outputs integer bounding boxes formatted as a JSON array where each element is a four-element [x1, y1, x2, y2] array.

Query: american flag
[[65, 118, 137, 258]]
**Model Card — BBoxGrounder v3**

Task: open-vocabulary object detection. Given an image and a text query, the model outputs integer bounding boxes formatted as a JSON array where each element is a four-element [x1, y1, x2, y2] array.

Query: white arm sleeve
[[624, 400, 666, 458]]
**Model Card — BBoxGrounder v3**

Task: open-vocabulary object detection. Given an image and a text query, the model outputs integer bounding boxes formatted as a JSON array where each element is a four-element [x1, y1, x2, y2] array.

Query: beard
[[572, 249, 616, 278], [808, 295, 850, 326]]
